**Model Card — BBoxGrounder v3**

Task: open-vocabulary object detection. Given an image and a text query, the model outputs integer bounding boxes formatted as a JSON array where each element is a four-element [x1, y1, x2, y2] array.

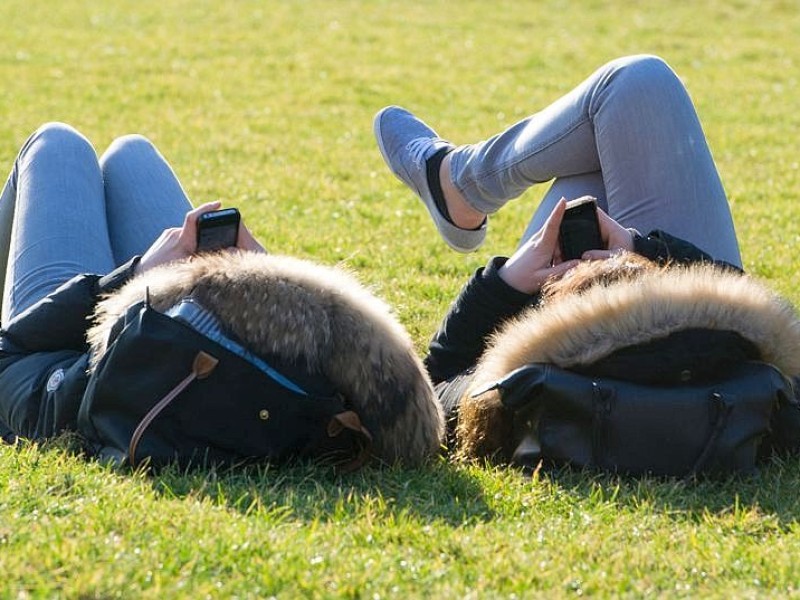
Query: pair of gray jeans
[[0, 123, 192, 326], [448, 54, 742, 267]]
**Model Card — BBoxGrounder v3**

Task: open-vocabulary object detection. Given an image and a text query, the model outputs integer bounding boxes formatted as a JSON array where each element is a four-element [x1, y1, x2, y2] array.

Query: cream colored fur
[[458, 263, 800, 459], [88, 251, 443, 465]]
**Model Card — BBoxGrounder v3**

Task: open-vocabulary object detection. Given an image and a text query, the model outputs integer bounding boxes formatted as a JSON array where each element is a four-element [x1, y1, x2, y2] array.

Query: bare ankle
[[440, 155, 486, 229]]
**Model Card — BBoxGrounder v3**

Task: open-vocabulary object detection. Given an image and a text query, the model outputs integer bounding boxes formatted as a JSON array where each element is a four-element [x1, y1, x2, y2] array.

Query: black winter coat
[[424, 231, 743, 432], [0, 258, 140, 440]]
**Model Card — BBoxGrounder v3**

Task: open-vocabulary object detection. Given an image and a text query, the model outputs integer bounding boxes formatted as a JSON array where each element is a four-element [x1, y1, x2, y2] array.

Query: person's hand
[[136, 201, 222, 275], [581, 206, 635, 261], [499, 198, 581, 294], [237, 222, 268, 254], [136, 202, 268, 276]]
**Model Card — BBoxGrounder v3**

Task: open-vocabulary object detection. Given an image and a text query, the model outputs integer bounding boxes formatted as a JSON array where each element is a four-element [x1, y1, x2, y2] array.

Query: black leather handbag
[[77, 299, 372, 470], [479, 361, 799, 477]]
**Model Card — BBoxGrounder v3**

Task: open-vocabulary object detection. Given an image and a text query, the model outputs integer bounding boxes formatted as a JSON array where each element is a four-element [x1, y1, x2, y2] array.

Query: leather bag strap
[[128, 351, 219, 467]]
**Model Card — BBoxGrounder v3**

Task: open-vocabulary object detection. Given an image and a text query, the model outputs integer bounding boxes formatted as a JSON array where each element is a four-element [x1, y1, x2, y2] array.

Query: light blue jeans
[[448, 55, 742, 267], [0, 123, 192, 326]]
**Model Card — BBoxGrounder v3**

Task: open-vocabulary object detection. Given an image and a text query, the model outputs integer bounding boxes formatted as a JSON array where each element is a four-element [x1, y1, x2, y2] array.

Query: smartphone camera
[[559, 196, 603, 260], [196, 208, 241, 252]]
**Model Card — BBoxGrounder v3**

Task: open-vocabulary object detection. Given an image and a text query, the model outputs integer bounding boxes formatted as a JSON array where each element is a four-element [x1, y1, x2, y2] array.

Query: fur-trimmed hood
[[88, 251, 443, 465], [457, 261, 800, 459]]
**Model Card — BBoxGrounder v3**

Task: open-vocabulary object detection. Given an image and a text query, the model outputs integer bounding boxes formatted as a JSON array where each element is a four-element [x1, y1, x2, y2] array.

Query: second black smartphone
[[559, 196, 603, 260], [196, 207, 241, 252]]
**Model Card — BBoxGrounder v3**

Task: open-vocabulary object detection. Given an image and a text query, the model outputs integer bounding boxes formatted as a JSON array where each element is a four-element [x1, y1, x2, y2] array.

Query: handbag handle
[[128, 351, 219, 467]]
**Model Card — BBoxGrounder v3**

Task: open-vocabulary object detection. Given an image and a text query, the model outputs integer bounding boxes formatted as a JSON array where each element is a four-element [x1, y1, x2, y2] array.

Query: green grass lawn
[[2, 0, 800, 597]]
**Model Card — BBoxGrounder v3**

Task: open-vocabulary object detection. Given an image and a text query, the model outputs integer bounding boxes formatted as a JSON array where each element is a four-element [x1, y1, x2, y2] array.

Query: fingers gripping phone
[[196, 208, 241, 252], [559, 197, 603, 260]]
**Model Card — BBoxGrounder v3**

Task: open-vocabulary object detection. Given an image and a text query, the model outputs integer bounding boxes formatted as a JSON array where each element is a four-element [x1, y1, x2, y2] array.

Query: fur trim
[[458, 263, 800, 459], [88, 251, 443, 465]]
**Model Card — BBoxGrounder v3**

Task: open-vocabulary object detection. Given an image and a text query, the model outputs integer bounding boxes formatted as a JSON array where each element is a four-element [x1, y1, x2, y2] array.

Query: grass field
[[1, 0, 800, 597]]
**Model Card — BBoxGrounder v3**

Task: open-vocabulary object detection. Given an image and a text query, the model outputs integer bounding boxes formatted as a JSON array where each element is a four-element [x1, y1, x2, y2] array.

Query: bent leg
[[449, 55, 740, 265], [1, 123, 114, 324], [100, 135, 191, 264]]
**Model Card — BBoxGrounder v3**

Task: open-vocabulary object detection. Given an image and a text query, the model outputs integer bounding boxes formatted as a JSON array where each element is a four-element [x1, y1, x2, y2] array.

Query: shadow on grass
[[27, 433, 800, 528], [6, 434, 495, 525], [541, 454, 800, 528], [8, 434, 493, 526], [147, 457, 495, 526]]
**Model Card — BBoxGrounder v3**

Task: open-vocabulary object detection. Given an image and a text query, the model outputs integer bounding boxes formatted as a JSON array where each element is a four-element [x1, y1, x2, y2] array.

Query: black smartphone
[[559, 196, 603, 260], [196, 207, 241, 252]]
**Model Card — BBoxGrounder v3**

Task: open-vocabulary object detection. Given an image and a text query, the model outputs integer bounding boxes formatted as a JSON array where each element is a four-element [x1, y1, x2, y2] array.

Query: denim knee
[[103, 134, 156, 161], [23, 122, 96, 164], [610, 54, 683, 93], [100, 134, 160, 175], [588, 54, 688, 117]]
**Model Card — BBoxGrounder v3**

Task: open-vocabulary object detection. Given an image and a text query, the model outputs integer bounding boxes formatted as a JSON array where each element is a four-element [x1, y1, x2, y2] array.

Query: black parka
[[0, 258, 139, 440], [424, 231, 742, 435]]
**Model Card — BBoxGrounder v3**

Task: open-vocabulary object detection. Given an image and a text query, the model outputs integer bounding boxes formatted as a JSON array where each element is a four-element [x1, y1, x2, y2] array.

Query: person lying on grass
[[0, 124, 443, 467], [374, 54, 800, 466]]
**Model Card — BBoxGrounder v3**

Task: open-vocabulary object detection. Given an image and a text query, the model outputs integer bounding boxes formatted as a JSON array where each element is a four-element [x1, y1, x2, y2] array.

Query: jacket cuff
[[632, 232, 669, 262], [97, 256, 141, 295]]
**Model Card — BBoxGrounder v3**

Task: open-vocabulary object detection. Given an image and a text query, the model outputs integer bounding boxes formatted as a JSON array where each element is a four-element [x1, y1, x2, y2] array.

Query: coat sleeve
[[0, 257, 140, 439], [425, 256, 538, 384], [1, 256, 141, 352], [634, 230, 741, 270], [0, 350, 89, 438]]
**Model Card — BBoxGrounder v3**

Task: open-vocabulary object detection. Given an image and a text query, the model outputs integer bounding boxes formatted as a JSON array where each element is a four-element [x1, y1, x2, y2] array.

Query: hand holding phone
[[196, 207, 241, 252], [559, 196, 603, 260]]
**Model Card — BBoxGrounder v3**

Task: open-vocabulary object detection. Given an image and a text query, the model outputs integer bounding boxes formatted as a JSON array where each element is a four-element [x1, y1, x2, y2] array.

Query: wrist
[[134, 255, 149, 276], [498, 262, 539, 295], [624, 228, 640, 252]]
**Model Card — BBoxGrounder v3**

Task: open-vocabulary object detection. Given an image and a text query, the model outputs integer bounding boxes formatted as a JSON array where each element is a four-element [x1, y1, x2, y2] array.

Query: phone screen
[[559, 197, 603, 260], [196, 208, 241, 252]]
